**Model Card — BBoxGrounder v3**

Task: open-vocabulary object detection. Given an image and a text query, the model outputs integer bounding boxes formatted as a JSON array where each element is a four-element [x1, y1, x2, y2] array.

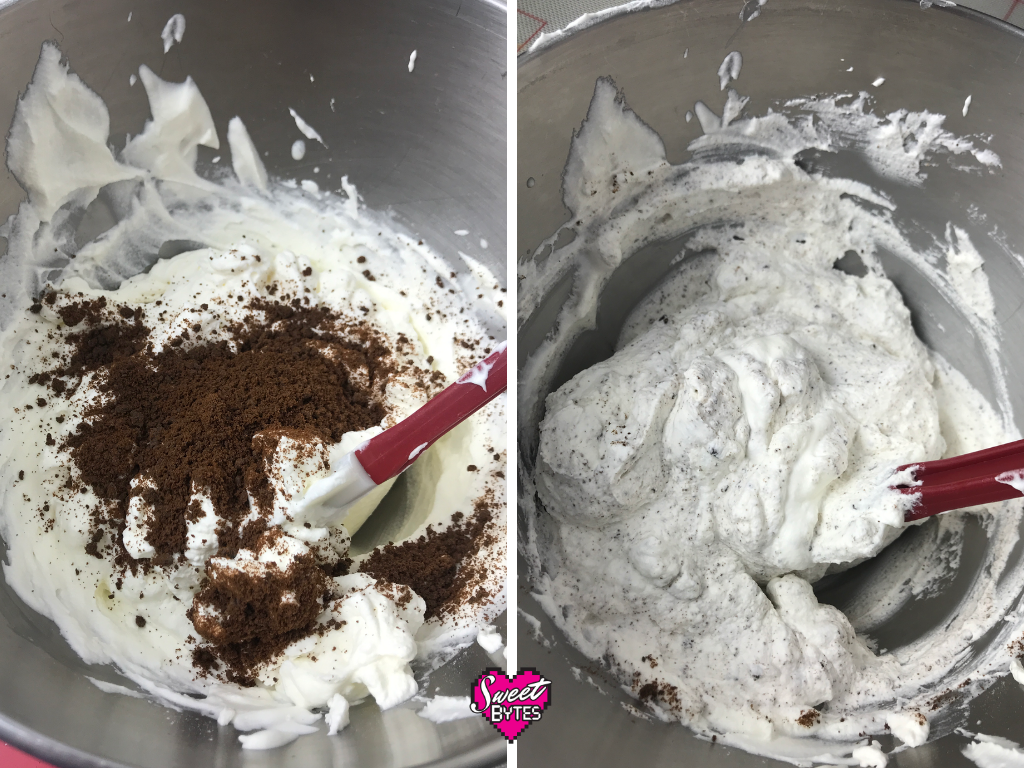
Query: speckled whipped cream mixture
[[519, 63, 1024, 766]]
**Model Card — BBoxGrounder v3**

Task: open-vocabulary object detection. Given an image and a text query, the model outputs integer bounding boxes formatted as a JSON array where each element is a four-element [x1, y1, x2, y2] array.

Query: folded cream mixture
[[0, 44, 505, 749], [519, 71, 1024, 766]]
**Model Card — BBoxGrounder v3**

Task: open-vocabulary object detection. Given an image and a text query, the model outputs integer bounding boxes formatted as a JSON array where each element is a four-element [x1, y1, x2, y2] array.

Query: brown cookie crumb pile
[[23, 285, 497, 688], [359, 498, 497, 619], [634, 675, 681, 710], [59, 300, 390, 565], [32, 291, 395, 681], [187, 529, 333, 686], [796, 709, 821, 727]]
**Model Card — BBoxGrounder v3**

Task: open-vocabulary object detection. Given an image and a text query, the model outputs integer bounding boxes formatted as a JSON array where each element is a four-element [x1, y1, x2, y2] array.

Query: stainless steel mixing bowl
[[518, 1, 1024, 765], [0, 0, 506, 766]]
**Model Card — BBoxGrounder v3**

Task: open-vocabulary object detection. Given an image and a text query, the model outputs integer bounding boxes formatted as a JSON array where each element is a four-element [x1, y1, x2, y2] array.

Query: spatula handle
[[355, 343, 508, 484]]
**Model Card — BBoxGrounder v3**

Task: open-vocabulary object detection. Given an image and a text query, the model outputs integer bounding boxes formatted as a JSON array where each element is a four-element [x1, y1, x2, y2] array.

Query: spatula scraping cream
[[519, 71, 1024, 766]]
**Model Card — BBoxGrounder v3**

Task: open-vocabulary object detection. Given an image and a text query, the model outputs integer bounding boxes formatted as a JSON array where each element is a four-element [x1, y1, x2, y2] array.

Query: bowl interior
[[517, 2, 1024, 766], [0, 0, 506, 766]]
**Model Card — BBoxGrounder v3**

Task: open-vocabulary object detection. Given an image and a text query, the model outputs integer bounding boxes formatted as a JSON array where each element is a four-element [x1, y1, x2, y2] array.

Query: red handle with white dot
[[354, 343, 507, 484]]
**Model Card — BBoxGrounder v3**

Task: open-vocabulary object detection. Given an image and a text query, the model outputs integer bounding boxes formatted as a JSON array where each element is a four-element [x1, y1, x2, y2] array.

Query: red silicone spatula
[[301, 343, 507, 513], [892, 439, 1024, 522]]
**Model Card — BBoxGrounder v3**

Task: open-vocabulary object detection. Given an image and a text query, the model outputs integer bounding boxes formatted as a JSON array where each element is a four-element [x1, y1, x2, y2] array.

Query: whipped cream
[[0, 43, 505, 750], [963, 734, 1024, 768], [416, 695, 475, 723], [161, 14, 186, 54], [519, 73, 1024, 765]]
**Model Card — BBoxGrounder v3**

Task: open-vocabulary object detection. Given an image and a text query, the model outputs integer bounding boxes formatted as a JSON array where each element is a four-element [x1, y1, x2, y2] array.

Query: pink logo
[[470, 667, 551, 742]]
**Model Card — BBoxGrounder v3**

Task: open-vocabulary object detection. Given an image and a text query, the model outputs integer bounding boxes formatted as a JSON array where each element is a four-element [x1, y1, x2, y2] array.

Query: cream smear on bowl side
[[0, 44, 506, 750], [518, 63, 1024, 765], [526, 0, 771, 54]]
